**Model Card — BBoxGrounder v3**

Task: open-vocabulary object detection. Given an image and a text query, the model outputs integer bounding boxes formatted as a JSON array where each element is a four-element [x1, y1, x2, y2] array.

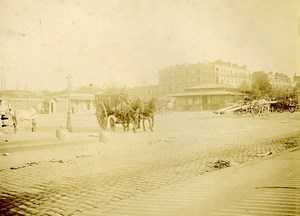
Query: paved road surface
[[0, 111, 299, 215]]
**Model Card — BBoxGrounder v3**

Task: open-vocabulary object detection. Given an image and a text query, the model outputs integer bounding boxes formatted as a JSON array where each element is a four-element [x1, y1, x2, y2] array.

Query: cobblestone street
[[1, 111, 300, 215]]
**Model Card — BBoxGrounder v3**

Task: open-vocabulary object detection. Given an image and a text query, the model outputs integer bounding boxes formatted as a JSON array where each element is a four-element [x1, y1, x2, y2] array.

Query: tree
[[41, 89, 53, 97], [76, 84, 102, 94], [102, 82, 127, 95], [238, 80, 252, 94], [251, 72, 273, 98]]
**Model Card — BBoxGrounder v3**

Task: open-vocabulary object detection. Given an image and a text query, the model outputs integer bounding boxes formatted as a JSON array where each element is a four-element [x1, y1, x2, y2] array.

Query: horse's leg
[[137, 115, 140, 129], [148, 118, 151, 130], [120, 115, 126, 132], [126, 114, 130, 132], [32, 119, 36, 132], [122, 120, 126, 132], [130, 116, 136, 133], [150, 116, 154, 132], [12, 116, 17, 134], [142, 117, 146, 131], [126, 118, 130, 132], [12, 120, 17, 134]]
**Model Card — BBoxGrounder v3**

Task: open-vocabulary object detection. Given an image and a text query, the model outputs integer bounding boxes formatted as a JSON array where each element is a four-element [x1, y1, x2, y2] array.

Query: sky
[[0, 0, 300, 91]]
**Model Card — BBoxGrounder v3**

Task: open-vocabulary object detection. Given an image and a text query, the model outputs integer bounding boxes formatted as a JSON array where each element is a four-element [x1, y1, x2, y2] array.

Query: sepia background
[[1, 1, 300, 215], [0, 0, 299, 91]]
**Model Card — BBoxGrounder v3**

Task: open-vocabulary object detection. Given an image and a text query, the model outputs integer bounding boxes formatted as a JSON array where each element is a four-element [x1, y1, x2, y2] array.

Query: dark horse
[[114, 98, 143, 132], [139, 98, 157, 132]]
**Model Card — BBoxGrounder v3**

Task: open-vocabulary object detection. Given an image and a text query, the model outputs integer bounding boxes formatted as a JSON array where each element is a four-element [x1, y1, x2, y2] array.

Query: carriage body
[[95, 93, 123, 130]]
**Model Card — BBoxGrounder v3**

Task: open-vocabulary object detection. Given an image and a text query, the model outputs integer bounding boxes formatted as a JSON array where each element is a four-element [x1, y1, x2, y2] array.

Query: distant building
[[170, 83, 243, 111], [0, 90, 45, 109], [128, 61, 294, 111], [158, 60, 251, 95], [42, 97, 58, 114], [294, 75, 300, 103], [158, 61, 250, 110], [55, 93, 95, 113], [214, 61, 251, 87], [267, 72, 292, 89]]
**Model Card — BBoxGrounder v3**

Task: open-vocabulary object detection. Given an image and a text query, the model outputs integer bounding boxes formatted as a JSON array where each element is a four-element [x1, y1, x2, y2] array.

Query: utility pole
[[66, 74, 73, 132]]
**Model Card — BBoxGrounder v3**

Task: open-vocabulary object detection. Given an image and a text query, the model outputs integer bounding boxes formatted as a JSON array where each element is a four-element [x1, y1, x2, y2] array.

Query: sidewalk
[[79, 147, 300, 216]]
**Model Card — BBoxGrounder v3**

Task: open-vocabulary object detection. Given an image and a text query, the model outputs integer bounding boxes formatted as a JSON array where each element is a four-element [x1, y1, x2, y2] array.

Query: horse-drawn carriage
[[269, 97, 297, 113], [95, 93, 157, 132], [214, 96, 298, 117], [214, 97, 274, 117]]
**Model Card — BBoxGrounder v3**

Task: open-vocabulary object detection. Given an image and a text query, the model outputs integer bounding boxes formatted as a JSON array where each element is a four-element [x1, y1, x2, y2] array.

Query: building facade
[[159, 61, 251, 95], [55, 93, 95, 113], [214, 61, 251, 88], [170, 83, 243, 111], [294, 75, 300, 103], [158, 61, 250, 110], [267, 72, 292, 89], [127, 61, 294, 111], [0, 90, 45, 110]]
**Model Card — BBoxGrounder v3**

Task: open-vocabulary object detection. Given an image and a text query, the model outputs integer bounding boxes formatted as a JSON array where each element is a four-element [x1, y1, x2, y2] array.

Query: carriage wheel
[[289, 106, 295, 113], [109, 116, 116, 131], [277, 103, 284, 113], [96, 102, 108, 129], [251, 101, 260, 117], [262, 105, 270, 116]]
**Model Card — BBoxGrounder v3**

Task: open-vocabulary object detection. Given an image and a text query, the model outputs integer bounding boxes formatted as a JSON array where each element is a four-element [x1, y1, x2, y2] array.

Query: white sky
[[1, 0, 300, 91]]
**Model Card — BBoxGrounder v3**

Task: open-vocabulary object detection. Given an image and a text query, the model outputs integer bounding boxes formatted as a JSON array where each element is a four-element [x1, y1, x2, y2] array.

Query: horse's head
[[148, 98, 157, 110], [131, 97, 145, 113], [6, 108, 15, 118]]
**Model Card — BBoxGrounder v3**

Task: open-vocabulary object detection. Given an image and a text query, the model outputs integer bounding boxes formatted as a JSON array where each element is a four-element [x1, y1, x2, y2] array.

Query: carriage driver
[[119, 91, 129, 104]]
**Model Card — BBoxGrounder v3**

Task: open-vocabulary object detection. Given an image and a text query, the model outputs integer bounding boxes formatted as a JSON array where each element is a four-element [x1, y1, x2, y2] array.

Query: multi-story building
[[158, 61, 251, 110], [129, 61, 294, 111], [214, 61, 251, 88], [267, 72, 292, 89], [159, 60, 251, 95]]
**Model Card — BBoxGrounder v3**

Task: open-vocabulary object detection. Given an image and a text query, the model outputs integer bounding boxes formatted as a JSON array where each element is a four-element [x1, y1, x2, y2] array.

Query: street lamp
[[66, 74, 73, 132]]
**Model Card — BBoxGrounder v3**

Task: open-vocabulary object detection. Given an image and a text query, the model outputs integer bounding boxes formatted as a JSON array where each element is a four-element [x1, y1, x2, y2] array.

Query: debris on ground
[[76, 154, 91, 158], [250, 151, 272, 157], [2, 153, 9, 156], [284, 141, 298, 149], [50, 159, 64, 163], [26, 162, 39, 166], [9, 161, 40, 170], [163, 137, 177, 143], [209, 160, 231, 169], [88, 134, 99, 137], [10, 165, 26, 170]]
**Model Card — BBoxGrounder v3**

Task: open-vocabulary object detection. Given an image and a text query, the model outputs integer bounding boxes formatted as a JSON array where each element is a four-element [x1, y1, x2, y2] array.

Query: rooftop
[[186, 83, 237, 90], [0, 90, 45, 99]]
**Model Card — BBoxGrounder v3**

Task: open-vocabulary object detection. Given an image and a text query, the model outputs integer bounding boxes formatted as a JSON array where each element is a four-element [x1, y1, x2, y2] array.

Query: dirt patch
[[207, 160, 231, 169], [283, 141, 298, 149]]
